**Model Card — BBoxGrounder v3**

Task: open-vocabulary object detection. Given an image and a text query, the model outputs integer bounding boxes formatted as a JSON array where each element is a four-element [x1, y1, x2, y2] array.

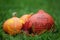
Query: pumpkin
[[20, 13, 32, 24], [24, 10, 54, 35], [3, 12, 23, 35], [19, 13, 33, 35]]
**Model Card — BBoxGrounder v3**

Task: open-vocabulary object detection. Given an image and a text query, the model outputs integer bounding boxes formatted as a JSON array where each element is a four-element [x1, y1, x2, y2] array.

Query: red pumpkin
[[3, 12, 23, 35], [24, 10, 54, 35]]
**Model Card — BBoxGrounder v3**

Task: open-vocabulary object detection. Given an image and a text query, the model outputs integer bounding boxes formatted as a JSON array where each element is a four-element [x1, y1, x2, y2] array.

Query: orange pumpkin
[[20, 14, 32, 24], [3, 12, 23, 35], [20, 13, 33, 35]]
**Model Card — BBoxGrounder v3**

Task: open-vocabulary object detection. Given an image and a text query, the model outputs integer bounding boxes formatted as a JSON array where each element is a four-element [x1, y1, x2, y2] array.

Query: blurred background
[[0, 0, 60, 40]]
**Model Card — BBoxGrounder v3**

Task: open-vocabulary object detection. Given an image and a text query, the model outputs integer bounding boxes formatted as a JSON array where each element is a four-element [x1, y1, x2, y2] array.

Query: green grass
[[0, 0, 60, 40]]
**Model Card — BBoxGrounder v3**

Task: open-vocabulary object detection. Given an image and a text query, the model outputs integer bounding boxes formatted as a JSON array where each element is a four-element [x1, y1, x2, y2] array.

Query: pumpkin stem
[[30, 12, 34, 15], [37, 10, 45, 14], [12, 12, 17, 17]]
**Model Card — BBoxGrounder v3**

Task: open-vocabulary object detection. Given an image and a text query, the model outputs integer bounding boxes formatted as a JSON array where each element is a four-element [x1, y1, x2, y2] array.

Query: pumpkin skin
[[20, 14, 32, 30], [24, 10, 54, 35], [3, 17, 22, 35], [20, 14, 32, 24]]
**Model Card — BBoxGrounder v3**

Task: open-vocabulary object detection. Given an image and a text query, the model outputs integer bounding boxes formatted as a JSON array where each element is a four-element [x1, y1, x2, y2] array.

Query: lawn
[[0, 0, 60, 40]]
